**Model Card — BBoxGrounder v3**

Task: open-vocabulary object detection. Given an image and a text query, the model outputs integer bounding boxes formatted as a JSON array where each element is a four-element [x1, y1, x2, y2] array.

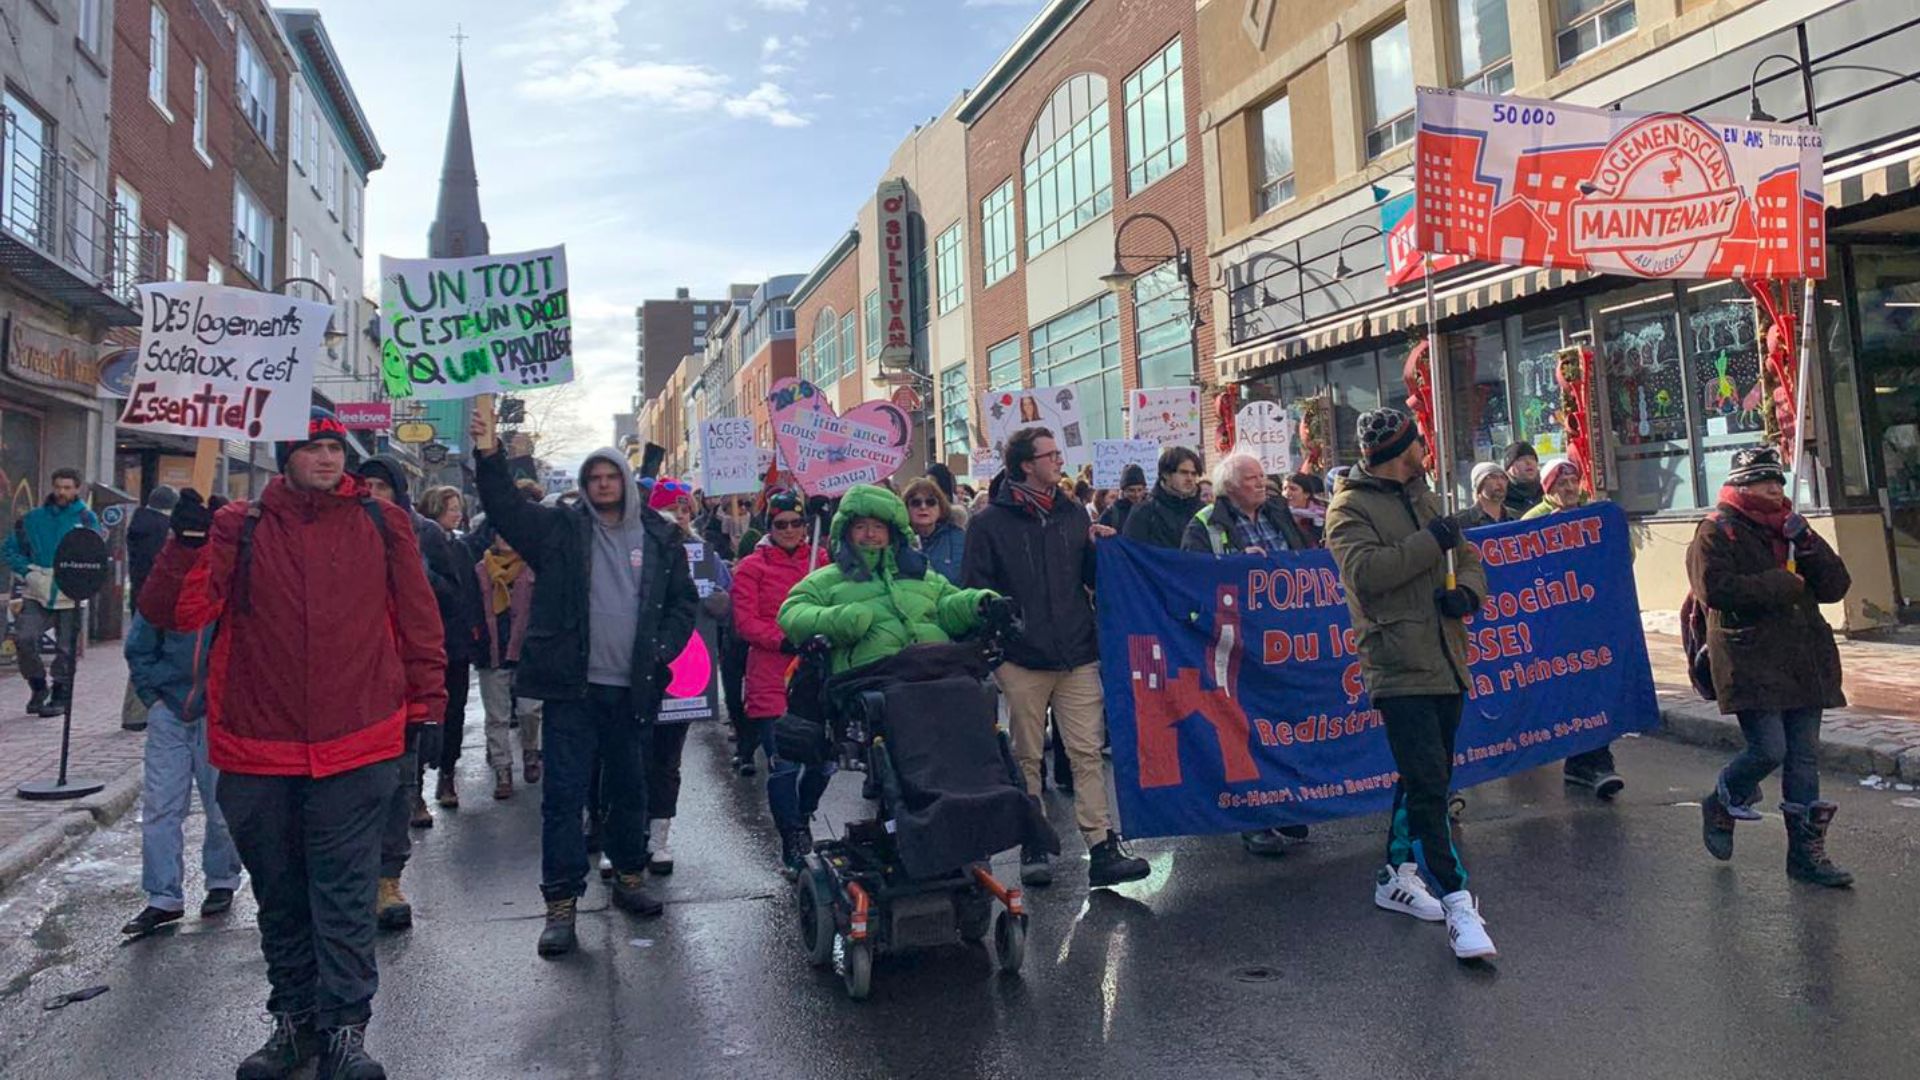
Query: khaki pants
[[478, 666, 543, 768], [997, 660, 1111, 846]]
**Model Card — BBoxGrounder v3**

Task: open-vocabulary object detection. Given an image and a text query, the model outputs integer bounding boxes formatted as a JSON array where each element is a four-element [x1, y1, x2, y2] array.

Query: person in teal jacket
[[778, 484, 997, 674], [5, 467, 101, 716]]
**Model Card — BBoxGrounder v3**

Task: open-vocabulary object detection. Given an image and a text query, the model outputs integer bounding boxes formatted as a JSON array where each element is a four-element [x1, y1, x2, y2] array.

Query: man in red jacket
[[140, 407, 446, 1080]]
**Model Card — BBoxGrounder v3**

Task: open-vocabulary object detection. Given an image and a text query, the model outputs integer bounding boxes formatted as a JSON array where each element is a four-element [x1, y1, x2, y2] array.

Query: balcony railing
[[1, 106, 143, 322]]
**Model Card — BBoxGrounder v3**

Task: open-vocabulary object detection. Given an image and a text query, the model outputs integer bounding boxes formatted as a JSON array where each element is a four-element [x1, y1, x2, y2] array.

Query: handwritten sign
[[768, 377, 912, 497], [1234, 400, 1292, 475], [379, 245, 572, 400], [968, 446, 1001, 482], [118, 282, 329, 440], [1092, 439, 1160, 489], [981, 386, 1090, 467], [1127, 387, 1200, 449], [699, 417, 760, 496]]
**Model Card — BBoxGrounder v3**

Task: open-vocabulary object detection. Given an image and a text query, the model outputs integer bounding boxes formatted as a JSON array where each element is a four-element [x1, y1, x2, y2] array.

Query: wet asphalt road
[[1, 719, 1917, 1080]]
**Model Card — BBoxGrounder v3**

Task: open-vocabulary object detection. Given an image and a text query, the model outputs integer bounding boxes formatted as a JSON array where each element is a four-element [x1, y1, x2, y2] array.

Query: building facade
[[1196, 0, 1920, 629], [736, 273, 801, 451], [636, 287, 740, 402]]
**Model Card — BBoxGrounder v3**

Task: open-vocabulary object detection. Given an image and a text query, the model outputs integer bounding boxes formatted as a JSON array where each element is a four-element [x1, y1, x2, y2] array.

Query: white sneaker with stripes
[[1373, 862, 1445, 922], [1442, 890, 1497, 960]]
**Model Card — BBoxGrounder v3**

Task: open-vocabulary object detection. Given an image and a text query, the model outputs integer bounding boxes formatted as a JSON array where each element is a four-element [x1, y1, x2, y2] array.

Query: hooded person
[[1503, 441, 1544, 517], [472, 433, 700, 959]]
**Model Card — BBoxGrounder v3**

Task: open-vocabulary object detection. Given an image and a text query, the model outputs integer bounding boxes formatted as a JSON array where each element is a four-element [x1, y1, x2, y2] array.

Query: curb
[[1657, 695, 1920, 783], [0, 761, 144, 895]]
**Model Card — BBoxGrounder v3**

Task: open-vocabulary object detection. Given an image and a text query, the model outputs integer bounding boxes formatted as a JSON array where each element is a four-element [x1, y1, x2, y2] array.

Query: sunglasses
[[907, 497, 941, 509], [771, 518, 806, 530]]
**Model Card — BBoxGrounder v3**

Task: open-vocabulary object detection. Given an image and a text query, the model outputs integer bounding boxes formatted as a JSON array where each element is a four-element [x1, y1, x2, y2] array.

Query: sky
[[323, 0, 1048, 467]]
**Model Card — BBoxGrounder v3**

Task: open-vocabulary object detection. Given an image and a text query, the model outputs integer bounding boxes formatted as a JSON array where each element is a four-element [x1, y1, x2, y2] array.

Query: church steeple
[[428, 56, 489, 258]]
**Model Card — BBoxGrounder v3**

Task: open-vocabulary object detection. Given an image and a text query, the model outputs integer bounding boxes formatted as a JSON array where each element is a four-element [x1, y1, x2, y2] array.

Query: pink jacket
[[731, 537, 827, 719]]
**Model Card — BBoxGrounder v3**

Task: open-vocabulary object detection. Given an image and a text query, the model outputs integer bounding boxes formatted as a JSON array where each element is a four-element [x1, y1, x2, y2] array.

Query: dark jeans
[[1565, 742, 1618, 775], [1378, 694, 1468, 895], [1723, 707, 1822, 808], [14, 599, 77, 684], [721, 632, 748, 738], [542, 684, 650, 900], [762, 717, 831, 834], [648, 722, 692, 819], [437, 659, 472, 771], [219, 757, 398, 1029], [380, 731, 423, 879], [733, 716, 770, 766]]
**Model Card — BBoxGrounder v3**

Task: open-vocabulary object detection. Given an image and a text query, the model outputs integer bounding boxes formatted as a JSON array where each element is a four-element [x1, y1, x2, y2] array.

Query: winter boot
[[24, 677, 47, 716], [375, 877, 412, 931], [1087, 832, 1151, 887], [408, 791, 433, 829], [1019, 845, 1053, 887], [537, 897, 578, 957], [434, 771, 459, 809], [235, 1010, 318, 1079], [648, 818, 674, 875], [493, 766, 513, 801], [779, 823, 813, 875], [1783, 801, 1854, 888], [1374, 862, 1445, 922], [523, 748, 542, 785], [316, 1023, 385, 1080], [1441, 891, 1497, 960], [611, 871, 665, 917], [38, 682, 69, 718], [1700, 783, 1737, 862]]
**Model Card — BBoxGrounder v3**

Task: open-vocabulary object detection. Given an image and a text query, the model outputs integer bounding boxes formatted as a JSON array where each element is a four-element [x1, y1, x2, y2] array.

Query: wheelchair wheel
[[843, 940, 873, 1001], [992, 911, 1026, 974], [795, 865, 834, 968]]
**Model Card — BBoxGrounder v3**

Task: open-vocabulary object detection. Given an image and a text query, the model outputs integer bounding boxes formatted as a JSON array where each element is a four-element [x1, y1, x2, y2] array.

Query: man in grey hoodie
[[472, 429, 699, 958]]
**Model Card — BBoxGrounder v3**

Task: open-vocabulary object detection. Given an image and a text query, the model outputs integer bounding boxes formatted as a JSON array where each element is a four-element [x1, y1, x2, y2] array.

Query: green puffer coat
[[778, 485, 995, 673]]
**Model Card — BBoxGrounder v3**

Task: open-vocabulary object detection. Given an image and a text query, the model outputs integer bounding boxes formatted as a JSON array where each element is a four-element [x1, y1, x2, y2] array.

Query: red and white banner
[[1414, 88, 1825, 280], [334, 401, 393, 430]]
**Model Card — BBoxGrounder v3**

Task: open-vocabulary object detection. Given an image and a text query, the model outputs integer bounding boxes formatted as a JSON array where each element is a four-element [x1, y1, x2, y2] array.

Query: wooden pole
[[473, 393, 498, 454], [190, 438, 220, 497]]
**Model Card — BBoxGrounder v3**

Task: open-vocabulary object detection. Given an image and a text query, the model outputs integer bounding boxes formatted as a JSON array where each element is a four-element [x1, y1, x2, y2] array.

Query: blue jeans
[[541, 684, 650, 900], [761, 717, 831, 834], [141, 700, 243, 911], [1723, 707, 1823, 808]]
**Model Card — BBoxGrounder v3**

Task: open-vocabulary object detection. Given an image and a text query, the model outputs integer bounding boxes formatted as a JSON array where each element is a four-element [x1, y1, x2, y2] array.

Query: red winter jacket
[[139, 475, 448, 778], [730, 537, 827, 719]]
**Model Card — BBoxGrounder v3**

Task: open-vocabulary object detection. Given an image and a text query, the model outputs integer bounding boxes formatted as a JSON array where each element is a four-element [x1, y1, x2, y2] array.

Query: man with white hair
[[1181, 451, 1311, 557]]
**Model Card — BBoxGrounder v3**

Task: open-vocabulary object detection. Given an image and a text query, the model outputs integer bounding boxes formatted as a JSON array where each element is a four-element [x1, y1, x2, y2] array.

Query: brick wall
[[791, 250, 864, 414], [227, 0, 292, 289], [739, 337, 796, 448]]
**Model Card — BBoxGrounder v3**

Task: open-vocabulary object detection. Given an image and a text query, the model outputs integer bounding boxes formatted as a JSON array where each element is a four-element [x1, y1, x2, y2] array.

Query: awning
[[1826, 134, 1920, 214]]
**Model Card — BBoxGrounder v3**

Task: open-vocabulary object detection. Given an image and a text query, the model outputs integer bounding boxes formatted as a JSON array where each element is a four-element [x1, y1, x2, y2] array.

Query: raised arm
[[473, 449, 564, 573]]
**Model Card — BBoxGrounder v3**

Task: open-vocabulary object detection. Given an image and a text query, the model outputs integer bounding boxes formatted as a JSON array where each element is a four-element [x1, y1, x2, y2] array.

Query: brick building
[[735, 274, 801, 451]]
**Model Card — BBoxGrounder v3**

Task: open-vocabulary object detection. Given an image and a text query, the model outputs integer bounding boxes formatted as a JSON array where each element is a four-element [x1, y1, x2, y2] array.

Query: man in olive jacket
[[1325, 407, 1495, 960]]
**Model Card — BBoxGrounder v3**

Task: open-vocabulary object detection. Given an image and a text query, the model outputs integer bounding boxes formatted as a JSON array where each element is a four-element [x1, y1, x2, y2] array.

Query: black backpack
[[1681, 514, 1738, 702]]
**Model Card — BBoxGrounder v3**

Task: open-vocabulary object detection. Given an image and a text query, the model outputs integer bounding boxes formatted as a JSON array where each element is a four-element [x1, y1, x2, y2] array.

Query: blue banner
[[1095, 502, 1659, 839]]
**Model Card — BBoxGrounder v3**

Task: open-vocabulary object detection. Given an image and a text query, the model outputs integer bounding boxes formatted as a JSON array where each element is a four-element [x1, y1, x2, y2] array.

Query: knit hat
[[1470, 461, 1508, 496], [1504, 440, 1539, 469], [1539, 456, 1581, 493], [1357, 406, 1420, 467], [275, 407, 352, 472], [1120, 463, 1147, 489], [1726, 445, 1787, 487], [354, 455, 412, 511], [767, 490, 803, 517], [145, 484, 180, 511], [648, 476, 692, 511]]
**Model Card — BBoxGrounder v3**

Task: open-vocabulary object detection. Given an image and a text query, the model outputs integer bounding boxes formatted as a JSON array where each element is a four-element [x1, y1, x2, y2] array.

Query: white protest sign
[[968, 446, 1001, 481], [379, 245, 571, 400], [1092, 439, 1160, 488], [1128, 387, 1201, 448], [119, 282, 331, 440], [1234, 400, 1293, 475], [980, 386, 1090, 467], [698, 418, 759, 496]]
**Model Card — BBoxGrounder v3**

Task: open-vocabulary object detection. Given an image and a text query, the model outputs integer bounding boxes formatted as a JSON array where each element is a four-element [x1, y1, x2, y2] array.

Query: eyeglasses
[[907, 497, 941, 509], [1034, 450, 1065, 462], [771, 518, 806, 530]]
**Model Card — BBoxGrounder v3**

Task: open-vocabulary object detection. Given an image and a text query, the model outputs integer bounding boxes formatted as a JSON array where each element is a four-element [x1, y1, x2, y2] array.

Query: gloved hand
[[412, 722, 443, 765], [170, 490, 212, 547], [1426, 515, 1462, 552], [1783, 513, 1814, 550], [1434, 586, 1478, 620], [779, 637, 800, 655]]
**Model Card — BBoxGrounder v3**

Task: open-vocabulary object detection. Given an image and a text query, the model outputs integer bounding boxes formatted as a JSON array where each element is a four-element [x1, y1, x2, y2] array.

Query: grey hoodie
[[580, 447, 650, 686]]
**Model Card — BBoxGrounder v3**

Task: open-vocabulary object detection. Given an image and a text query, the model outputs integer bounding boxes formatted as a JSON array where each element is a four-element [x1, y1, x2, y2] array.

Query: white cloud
[[963, 0, 1040, 6], [760, 62, 793, 76], [760, 35, 782, 58], [755, 0, 809, 11], [724, 15, 748, 32], [724, 83, 808, 128]]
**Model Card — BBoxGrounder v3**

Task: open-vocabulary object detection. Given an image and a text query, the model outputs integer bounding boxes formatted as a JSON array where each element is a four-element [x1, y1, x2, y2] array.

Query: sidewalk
[[0, 649, 146, 892], [1645, 628, 1920, 783]]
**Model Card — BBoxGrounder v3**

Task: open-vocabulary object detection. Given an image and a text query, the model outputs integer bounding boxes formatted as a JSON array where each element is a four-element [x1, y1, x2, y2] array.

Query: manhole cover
[[1229, 964, 1280, 983]]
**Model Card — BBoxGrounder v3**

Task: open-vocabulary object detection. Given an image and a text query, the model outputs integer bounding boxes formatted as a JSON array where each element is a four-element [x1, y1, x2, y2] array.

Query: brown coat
[[1684, 507, 1850, 715]]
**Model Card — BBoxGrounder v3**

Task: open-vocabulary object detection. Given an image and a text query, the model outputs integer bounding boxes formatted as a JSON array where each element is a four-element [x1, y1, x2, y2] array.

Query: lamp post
[[1101, 211, 1203, 387], [1333, 223, 1384, 280]]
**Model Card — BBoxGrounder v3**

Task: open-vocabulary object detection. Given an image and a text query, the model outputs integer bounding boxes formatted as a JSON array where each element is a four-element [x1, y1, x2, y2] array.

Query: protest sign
[[699, 418, 759, 496], [1096, 503, 1658, 838], [1233, 400, 1292, 474], [1127, 387, 1201, 448], [768, 377, 912, 497], [119, 282, 331, 440], [968, 446, 1001, 482], [1092, 439, 1160, 488], [981, 386, 1090, 467], [1379, 190, 1469, 289], [1415, 88, 1825, 280], [379, 245, 572, 400], [659, 540, 726, 723]]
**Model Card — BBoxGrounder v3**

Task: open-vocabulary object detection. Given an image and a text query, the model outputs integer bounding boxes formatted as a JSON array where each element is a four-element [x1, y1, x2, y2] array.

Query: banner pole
[[190, 438, 219, 497], [1787, 277, 1818, 573], [1423, 257, 1457, 589], [473, 393, 498, 454]]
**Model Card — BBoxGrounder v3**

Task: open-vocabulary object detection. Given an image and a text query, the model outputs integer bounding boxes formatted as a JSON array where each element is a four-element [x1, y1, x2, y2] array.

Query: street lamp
[[1103, 211, 1203, 385], [279, 274, 349, 349], [1334, 224, 1384, 280], [1748, 54, 1920, 122]]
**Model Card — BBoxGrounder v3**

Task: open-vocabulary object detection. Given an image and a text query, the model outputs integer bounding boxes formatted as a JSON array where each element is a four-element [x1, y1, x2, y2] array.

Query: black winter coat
[[475, 449, 699, 715], [126, 505, 171, 600], [1122, 484, 1202, 550], [414, 513, 481, 664], [961, 484, 1098, 671]]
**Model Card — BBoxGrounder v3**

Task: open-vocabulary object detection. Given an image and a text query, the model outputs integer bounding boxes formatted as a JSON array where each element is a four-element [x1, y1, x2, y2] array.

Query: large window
[[1133, 262, 1193, 389], [192, 63, 209, 159], [1686, 280, 1767, 493], [148, 5, 170, 115], [164, 224, 186, 282], [1598, 282, 1692, 514], [78, 0, 104, 55], [1364, 20, 1415, 160], [1023, 73, 1112, 257], [290, 82, 305, 174], [935, 222, 965, 315], [2, 91, 55, 249], [1511, 303, 1580, 450], [1451, 0, 1514, 95], [1257, 95, 1295, 213], [1124, 39, 1186, 193], [987, 336, 1022, 391], [1556, 0, 1635, 67], [112, 180, 141, 290], [841, 311, 857, 377], [940, 362, 971, 459], [1030, 293, 1122, 442], [236, 28, 276, 144], [324, 142, 338, 216], [232, 181, 271, 284], [289, 228, 303, 283], [981, 180, 1016, 287], [812, 309, 838, 384], [864, 290, 881, 361]]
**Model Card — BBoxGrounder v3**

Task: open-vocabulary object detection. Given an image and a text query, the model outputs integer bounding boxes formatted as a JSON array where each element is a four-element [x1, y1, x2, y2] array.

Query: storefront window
[[1851, 245, 1920, 605], [1031, 293, 1122, 441], [1447, 323, 1510, 483], [1281, 364, 1328, 472], [1331, 349, 1386, 467], [1684, 280, 1767, 497], [1820, 265, 1869, 499], [1509, 303, 1579, 454], [1597, 282, 1694, 514]]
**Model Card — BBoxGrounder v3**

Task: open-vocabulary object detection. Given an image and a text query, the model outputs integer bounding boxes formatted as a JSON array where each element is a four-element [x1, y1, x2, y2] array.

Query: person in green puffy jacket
[[778, 484, 997, 673]]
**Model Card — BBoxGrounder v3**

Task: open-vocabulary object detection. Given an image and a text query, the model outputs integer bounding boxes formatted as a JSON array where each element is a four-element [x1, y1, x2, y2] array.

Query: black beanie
[[926, 462, 957, 502], [275, 407, 352, 472], [1503, 441, 1539, 469], [1120, 463, 1147, 489]]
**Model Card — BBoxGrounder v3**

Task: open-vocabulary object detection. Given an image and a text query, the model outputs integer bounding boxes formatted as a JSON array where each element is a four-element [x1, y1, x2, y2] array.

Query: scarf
[[1290, 500, 1327, 530], [482, 549, 525, 615], [1008, 478, 1057, 519], [1719, 484, 1793, 566]]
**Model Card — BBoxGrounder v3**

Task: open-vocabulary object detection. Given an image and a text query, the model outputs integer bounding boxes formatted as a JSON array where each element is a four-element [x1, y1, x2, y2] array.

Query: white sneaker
[[648, 818, 674, 874], [1373, 863, 1444, 922], [1441, 891, 1497, 959]]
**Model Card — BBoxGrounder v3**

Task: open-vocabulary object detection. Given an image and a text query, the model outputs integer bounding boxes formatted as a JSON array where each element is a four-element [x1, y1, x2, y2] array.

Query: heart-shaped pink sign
[[768, 377, 912, 497]]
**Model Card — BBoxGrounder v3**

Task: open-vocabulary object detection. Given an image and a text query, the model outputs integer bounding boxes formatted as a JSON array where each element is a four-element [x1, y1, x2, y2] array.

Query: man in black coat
[[126, 484, 177, 601], [473, 426, 699, 959], [1122, 446, 1205, 550]]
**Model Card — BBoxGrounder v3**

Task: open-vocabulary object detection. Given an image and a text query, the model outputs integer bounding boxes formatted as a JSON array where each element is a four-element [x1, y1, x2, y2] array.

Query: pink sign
[[768, 377, 912, 497], [335, 401, 394, 431]]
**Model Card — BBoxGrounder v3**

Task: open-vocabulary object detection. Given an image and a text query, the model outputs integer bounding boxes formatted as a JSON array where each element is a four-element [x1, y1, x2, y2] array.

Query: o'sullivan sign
[[1414, 88, 1824, 280], [380, 245, 573, 399], [119, 282, 330, 440], [875, 179, 913, 370]]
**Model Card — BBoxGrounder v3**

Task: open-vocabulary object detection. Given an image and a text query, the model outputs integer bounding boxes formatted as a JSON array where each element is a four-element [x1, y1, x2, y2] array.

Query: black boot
[[1701, 787, 1736, 862], [1087, 832, 1150, 887], [24, 678, 47, 716], [611, 871, 664, 917], [316, 1023, 385, 1080], [235, 1010, 318, 1079], [1784, 801, 1854, 887], [38, 681, 69, 718], [537, 897, 578, 957], [779, 824, 813, 874]]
